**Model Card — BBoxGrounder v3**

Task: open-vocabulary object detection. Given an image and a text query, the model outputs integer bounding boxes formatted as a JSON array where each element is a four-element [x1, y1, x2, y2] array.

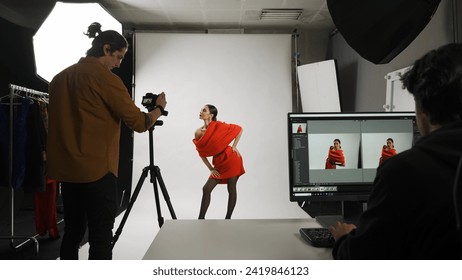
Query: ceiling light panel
[[260, 9, 303, 20]]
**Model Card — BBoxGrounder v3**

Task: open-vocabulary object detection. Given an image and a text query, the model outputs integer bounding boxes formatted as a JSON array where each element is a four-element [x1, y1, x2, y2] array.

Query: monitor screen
[[288, 112, 419, 204]]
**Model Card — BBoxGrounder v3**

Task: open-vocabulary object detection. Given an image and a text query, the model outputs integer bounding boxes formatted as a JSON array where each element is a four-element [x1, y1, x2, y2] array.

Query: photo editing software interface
[[288, 112, 419, 202]]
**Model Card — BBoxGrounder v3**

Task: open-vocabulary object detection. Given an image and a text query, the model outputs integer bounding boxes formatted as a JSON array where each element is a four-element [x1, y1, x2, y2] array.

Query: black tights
[[198, 177, 238, 219]]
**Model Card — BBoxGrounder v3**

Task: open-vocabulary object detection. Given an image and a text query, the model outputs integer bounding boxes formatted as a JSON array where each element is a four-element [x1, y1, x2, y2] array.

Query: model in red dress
[[325, 139, 345, 169], [193, 104, 244, 219], [379, 138, 397, 165]]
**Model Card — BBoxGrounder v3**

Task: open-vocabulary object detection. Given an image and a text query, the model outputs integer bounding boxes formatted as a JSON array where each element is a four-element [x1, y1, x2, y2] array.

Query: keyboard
[[299, 228, 335, 248]]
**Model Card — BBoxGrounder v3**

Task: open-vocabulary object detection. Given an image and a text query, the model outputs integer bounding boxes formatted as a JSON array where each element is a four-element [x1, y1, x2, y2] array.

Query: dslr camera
[[142, 92, 168, 116]]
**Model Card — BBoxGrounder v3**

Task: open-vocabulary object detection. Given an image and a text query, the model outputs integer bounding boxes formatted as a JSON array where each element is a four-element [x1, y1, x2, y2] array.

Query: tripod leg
[[154, 165, 177, 219], [150, 167, 165, 228], [112, 166, 149, 248]]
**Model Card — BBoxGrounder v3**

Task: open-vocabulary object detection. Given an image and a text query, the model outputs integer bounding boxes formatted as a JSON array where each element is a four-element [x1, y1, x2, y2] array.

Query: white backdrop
[[129, 32, 307, 223]]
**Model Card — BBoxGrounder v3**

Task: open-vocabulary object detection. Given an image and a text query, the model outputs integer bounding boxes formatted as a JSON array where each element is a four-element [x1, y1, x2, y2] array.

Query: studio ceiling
[[0, 0, 335, 33]]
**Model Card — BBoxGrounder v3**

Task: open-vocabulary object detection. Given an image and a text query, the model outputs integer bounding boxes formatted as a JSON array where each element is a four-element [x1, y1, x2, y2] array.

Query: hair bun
[[84, 22, 102, 38]]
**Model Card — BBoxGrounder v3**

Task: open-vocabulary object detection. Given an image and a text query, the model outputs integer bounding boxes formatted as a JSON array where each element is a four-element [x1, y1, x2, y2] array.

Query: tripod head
[[149, 120, 164, 133]]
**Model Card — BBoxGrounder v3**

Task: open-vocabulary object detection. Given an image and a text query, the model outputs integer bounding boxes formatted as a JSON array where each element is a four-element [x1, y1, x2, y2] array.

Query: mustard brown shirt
[[47, 56, 153, 183]]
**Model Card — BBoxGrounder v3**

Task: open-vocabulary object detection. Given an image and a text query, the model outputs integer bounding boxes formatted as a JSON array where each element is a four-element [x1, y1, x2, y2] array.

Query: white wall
[[130, 33, 307, 224]]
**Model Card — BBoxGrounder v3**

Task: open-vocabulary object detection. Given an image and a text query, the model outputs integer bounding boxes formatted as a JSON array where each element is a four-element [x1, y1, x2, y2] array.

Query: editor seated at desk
[[329, 43, 462, 260]]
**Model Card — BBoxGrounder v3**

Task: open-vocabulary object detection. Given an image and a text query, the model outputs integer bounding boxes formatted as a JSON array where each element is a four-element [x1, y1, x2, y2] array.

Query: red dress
[[379, 146, 397, 165], [325, 147, 345, 169], [193, 121, 245, 184]]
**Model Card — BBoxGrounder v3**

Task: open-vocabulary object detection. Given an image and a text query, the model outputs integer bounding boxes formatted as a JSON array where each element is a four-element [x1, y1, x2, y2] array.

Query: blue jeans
[[60, 173, 118, 260]]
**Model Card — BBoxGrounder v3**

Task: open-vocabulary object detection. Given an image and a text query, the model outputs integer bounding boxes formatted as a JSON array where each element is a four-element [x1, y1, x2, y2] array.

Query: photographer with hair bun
[[47, 22, 167, 260]]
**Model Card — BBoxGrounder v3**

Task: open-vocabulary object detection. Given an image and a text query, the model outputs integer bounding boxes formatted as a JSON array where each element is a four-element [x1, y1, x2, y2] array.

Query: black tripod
[[112, 121, 176, 247]]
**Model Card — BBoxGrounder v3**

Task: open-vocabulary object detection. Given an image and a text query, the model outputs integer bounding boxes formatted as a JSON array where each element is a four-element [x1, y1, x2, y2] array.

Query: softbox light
[[327, 0, 441, 64], [33, 1, 122, 82]]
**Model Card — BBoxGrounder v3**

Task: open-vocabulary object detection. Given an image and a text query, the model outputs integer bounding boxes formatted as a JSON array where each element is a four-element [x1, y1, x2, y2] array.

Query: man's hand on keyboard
[[328, 222, 357, 241]]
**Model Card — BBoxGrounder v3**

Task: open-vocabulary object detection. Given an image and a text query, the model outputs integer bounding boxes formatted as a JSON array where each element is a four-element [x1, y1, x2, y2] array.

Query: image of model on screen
[[193, 104, 245, 219], [329, 43, 462, 259], [379, 138, 397, 165], [325, 139, 345, 169]]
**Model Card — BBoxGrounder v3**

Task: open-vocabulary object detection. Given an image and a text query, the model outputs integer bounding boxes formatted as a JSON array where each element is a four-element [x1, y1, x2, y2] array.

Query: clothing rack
[[0, 84, 50, 254]]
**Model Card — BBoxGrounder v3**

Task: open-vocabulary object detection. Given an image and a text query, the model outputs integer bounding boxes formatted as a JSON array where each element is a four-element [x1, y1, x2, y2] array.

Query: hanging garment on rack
[[32, 101, 59, 239], [0, 98, 31, 189], [22, 100, 47, 193], [1, 84, 50, 254], [0, 103, 6, 189], [33, 178, 59, 239], [39, 101, 49, 131]]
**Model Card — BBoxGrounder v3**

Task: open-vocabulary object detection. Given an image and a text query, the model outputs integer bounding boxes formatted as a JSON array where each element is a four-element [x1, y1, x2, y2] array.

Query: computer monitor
[[288, 112, 419, 226]]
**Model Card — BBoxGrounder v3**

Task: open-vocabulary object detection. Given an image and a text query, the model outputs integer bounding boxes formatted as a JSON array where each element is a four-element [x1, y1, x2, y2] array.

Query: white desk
[[143, 219, 332, 260]]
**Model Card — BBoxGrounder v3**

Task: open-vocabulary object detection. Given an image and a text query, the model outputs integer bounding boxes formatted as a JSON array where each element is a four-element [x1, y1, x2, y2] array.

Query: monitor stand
[[315, 201, 365, 228], [315, 215, 344, 228]]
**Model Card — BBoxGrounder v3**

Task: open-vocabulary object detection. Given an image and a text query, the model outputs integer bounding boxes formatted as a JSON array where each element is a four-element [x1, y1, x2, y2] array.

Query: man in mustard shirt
[[47, 23, 167, 260]]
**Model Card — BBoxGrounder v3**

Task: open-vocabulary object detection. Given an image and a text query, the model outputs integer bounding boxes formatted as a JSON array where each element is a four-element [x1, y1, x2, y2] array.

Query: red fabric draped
[[33, 178, 59, 239], [325, 148, 345, 169], [193, 121, 245, 184], [379, 147, 397, 165]]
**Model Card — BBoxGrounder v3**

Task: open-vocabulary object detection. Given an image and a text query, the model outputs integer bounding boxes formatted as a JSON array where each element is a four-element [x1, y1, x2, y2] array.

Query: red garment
[[325, 148, 345, 169], [379, 146, 397, 165], [193, 121, 245, 184], [33, 178, 59, 239]]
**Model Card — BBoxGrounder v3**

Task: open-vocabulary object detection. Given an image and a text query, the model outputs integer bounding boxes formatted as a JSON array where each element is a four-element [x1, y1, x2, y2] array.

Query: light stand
[[112, 120, 176, 247]]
